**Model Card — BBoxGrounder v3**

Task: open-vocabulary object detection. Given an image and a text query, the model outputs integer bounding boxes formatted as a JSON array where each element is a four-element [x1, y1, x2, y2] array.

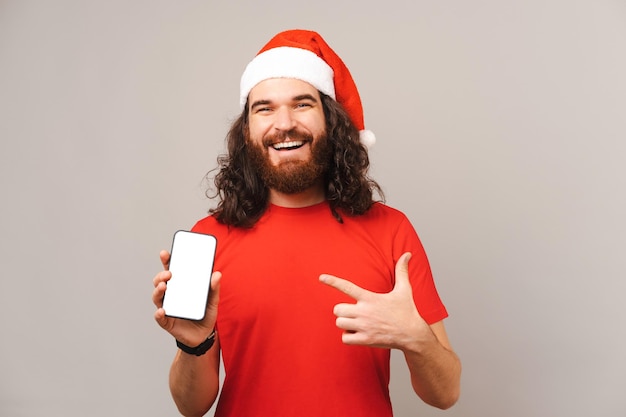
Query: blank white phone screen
[[162, 231, 217, 321]]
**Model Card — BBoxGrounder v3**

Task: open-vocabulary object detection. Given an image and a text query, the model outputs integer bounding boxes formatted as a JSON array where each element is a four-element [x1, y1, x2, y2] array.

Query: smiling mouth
[[271, 140, 306, 151]]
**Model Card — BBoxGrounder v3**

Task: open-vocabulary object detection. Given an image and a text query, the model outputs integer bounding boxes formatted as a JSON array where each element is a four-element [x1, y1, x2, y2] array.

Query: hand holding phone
[[162, 230, 217, 321]]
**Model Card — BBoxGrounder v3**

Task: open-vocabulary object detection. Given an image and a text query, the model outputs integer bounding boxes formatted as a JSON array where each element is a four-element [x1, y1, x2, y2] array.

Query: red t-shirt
[[191, 201, 448, 417]]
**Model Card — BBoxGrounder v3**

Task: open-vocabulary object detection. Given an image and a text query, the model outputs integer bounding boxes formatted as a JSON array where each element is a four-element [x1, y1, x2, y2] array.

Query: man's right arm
[[169, 337, 221, 416], [152, 250, 223, 416]]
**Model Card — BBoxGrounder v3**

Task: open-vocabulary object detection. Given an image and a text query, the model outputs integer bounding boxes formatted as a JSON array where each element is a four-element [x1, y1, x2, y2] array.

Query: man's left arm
[[402, 319, 461, 409]]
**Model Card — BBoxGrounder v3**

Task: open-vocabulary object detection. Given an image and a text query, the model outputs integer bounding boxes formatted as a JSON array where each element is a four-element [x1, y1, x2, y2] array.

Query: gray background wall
[[1, 1, 625, 416]]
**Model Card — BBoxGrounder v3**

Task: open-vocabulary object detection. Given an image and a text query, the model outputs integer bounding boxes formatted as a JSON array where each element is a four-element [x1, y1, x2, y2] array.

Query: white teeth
[[272, 141, 304, 150]]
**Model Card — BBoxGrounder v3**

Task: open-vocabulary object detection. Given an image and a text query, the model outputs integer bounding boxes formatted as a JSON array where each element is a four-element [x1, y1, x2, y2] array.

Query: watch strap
[[176, 330, 216, 356]]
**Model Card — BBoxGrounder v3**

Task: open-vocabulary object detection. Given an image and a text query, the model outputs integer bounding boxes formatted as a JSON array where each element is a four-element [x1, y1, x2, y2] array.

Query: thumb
[[392, 252, 412, 292], [208, 271, 222, 307]]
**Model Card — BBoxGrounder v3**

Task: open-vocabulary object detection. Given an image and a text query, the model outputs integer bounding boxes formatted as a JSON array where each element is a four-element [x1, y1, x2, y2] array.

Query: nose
[[273, 106, 297, 131]]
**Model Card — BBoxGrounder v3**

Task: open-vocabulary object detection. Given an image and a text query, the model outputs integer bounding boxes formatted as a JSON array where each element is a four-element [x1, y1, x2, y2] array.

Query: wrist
[[176, 330, 216, 356], [401, 324, 439, 355]]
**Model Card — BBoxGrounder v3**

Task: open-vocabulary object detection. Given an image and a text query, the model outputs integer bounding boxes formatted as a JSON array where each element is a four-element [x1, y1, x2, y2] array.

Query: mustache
[[261, 129, 314, 147]]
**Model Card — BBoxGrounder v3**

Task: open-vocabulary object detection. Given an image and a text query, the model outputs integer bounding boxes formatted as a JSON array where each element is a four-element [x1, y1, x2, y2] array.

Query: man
[[152, 29, 461, 416]]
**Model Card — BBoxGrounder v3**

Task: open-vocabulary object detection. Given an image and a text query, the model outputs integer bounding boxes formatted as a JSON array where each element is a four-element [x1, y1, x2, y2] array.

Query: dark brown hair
[[207, 93, 384, 228]]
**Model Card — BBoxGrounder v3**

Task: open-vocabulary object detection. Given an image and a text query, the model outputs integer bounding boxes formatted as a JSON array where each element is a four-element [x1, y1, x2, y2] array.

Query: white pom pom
[[359, 129, 376, 148]]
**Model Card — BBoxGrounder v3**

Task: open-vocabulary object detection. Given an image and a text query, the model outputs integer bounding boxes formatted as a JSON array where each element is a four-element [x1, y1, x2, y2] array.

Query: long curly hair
[[207, 92, 384, 228]]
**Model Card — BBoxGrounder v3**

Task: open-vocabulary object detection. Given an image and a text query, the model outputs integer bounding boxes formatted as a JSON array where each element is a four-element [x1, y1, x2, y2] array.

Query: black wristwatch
[[176, 330, 216, 356]]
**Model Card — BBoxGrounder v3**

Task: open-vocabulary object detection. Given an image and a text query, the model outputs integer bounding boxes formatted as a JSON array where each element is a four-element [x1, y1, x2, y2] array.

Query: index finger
[[319, 274, 370, 301], [159, 250, 170, 270]]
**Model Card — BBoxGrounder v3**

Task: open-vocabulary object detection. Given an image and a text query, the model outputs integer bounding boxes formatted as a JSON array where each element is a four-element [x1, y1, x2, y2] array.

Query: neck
[[268, 183, 325, 208]]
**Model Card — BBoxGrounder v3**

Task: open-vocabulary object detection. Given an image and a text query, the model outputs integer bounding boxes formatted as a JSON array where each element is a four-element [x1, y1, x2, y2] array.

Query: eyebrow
[[293, 94, 319, 103], [249, 99, 272, 111], [249, 94, 319, 111]]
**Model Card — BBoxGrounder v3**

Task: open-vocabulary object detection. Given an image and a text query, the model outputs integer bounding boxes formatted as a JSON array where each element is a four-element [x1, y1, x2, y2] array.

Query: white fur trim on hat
[[240, 47, 335, 109], [359, 130, 376, 148]]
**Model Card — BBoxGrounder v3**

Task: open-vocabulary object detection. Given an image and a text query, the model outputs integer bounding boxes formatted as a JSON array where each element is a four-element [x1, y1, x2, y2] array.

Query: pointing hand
[[320, 252, 432, 350]]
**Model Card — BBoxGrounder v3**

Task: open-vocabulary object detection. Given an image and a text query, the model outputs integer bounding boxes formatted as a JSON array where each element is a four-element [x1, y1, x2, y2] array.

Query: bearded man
[[152, 29, 461, 417]]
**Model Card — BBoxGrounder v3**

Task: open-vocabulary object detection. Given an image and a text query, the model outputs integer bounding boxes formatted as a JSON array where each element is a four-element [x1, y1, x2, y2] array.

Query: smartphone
[[162, 230, 217, 321]]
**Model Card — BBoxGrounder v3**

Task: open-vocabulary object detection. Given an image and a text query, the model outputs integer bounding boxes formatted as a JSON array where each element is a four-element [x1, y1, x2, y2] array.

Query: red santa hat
[[240, 29, 376, 148]]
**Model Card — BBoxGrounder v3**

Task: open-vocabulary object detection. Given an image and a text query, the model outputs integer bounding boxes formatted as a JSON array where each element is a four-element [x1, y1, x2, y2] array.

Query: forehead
[[248, 78, 321, 103]]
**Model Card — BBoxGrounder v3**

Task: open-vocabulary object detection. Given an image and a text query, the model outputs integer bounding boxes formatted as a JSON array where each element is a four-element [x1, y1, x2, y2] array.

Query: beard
[[246, 128, 332, 195]]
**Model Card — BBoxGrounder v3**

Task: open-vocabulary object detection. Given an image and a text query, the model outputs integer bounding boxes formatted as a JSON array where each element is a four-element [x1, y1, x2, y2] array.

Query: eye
[[295, 102, 312, 109]]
